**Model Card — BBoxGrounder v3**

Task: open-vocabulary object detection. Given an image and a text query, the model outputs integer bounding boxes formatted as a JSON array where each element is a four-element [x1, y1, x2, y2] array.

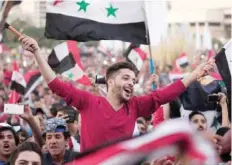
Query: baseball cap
[[44, 118, 68, 135]]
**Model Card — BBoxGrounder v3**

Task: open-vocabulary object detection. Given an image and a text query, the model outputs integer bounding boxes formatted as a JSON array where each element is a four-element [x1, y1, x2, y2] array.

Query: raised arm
[[19, 35, 92, 110], [136, 60, 215, 117], [19, 35, 56, 83]]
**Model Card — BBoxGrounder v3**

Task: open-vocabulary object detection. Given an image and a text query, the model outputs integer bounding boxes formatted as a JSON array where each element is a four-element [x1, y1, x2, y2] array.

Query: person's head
[[215, 127, 231, 163], [0, 125, 18, 159], [50, 107, 57, 117], [17, 129, 29, 145], [34, 108, 46, 119], [189, 111, 207, 132], [43, 118, 70, 157], [9, 142, 43, 165], [106, 62, 138, 102], [137, 117, 148, 135]]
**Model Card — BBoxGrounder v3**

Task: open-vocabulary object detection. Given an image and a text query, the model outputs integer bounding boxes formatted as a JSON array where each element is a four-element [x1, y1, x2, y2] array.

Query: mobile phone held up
[[207, 94, 219, 102], [66, 109, 77, 123]]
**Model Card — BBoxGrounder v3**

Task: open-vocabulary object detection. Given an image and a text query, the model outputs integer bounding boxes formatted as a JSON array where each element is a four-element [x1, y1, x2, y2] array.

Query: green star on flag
[[77, 0, 90, 12], [106, 4, 118, 17], [67, 72, 74, 79]]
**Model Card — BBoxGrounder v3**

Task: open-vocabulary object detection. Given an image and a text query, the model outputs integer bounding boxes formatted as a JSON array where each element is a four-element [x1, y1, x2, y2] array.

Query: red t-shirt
[[48, 78, 185, 152]]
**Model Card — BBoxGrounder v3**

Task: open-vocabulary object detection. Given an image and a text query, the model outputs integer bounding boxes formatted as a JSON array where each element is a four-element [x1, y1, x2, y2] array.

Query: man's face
[[0, 130, 16, 157], [46, 132, 67, 157], [190, 114, 207, 132], [109, 69, 136, 102]]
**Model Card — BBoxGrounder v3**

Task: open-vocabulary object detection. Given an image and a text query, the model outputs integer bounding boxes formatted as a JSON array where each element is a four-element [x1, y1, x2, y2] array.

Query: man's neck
[[0, 154, 8, 163], [51, 150, 66, 165], [106, 92, 124, 111]]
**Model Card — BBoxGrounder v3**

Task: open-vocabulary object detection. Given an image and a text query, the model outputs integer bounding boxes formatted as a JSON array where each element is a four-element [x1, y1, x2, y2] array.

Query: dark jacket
[[43, 150, 79, 165]]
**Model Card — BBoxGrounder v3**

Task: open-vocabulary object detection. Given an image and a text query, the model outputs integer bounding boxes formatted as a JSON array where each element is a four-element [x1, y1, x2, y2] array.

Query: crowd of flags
[[0, 0, 231, 164]]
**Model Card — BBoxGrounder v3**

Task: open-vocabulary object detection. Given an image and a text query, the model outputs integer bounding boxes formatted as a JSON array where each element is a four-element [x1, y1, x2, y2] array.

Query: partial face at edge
[[108, 69, 136, 102]]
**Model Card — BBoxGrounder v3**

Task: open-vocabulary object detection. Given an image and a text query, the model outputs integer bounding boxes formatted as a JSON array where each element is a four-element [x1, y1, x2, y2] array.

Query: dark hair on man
[[0, 127, 19, 146], [188, 111, 206, 121], [9, 142, 43, 165], [106, 61, 138, 83]]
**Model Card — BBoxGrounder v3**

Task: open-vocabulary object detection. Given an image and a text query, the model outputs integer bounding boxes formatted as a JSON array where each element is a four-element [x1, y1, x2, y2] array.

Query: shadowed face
[[108, 69, 136, 102]]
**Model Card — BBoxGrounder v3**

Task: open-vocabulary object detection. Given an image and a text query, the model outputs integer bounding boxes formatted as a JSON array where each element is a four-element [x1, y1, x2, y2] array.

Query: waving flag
[[48, 41, 91, 86], [124, 44, 147, 71], [9, 62, 26, 103], [67, 119, 217, 165], [215, 38, 231, 120], [45, 0, 147, 44]]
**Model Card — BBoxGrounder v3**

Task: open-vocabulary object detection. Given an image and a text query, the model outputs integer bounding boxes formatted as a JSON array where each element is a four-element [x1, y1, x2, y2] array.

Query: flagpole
[[143, 2, 156, 90]]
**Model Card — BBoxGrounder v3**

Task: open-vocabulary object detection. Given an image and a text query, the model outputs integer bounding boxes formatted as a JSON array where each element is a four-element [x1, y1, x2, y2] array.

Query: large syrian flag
[[124, 44, 147, 71], [67, 119, 217, 165], [215, 38, 231, 120], [48, 41, 91, 86], [45, 0, 147, 44]]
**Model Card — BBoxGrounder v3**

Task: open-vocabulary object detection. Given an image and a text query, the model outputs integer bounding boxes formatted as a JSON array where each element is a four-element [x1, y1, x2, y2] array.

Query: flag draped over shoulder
[[45, 0, 147, 44], [67, 119, 217, 165], [48, 41, 91, 86]]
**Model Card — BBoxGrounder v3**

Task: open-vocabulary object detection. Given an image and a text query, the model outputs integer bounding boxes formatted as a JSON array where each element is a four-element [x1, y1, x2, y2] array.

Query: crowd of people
[[0, 34, 230, 165]]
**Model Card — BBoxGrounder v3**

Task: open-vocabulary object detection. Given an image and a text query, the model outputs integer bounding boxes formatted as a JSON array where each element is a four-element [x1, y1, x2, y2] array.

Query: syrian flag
[[48, 41, 91, 86], [45, 0, 147, 44], [176, 53, 188, 68], [215, 38, 231, 120], [67, 119, 217, 165], [24, 71, 43, 99], [124, 44, 146, 71], [9, 62, 26, 103]]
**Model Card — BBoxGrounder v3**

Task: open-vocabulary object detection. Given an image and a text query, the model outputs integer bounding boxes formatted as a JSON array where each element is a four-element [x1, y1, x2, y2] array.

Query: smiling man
[[20, 35, 215, 152]]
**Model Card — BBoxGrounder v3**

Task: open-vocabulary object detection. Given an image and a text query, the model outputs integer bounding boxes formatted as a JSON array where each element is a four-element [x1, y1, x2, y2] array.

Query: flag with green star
[[48, 41, 92, 86], [45, 0, 148, 44]]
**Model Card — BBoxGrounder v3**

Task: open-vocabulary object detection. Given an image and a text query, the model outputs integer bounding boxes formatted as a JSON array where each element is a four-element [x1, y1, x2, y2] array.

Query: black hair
[[189, 111, 206, 121], [215, 127, 231, 162], [9, 142, 43, 165], [0, 127, 19, 146], [50, 107, 57, 117], [105, 61, 138, 87]]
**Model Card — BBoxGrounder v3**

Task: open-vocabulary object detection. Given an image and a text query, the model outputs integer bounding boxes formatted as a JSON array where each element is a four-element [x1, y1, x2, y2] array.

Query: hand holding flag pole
[[4, 22, 23, 38]]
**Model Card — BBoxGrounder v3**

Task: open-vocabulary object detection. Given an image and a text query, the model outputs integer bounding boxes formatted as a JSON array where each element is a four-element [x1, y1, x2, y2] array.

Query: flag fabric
[[48, 41, 92, 86], [24, 71, 42, 99], [67, 119, 217, 165], [179, 76, 225, 130], [124, 44, 146, 71], [215, 38, 231, 120], [144, 1, 168, 46], [45, 0, 147, 44], [9, 62, 26, 103], [176, 53, 188, 68]]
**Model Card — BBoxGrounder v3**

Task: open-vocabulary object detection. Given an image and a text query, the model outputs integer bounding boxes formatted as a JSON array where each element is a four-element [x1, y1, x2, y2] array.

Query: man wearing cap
[[43, 118, 79, 165], [0, 123, 19, 165]]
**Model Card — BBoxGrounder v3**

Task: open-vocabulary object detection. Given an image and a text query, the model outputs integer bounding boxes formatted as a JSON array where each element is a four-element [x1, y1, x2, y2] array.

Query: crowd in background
[[0, 42, 230, 165]]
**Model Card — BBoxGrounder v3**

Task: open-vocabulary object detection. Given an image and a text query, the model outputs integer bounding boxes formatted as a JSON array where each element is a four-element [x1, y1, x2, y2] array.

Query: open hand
[[19, 105, 34, 122]]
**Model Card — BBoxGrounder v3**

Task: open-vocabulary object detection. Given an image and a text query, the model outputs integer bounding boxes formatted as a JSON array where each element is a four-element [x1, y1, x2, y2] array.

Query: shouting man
[[20, 36, 215, 152]]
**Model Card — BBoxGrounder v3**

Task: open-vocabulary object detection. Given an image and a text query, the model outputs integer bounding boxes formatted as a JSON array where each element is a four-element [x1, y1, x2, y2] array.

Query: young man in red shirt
[[20, 36, 215, 152]]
